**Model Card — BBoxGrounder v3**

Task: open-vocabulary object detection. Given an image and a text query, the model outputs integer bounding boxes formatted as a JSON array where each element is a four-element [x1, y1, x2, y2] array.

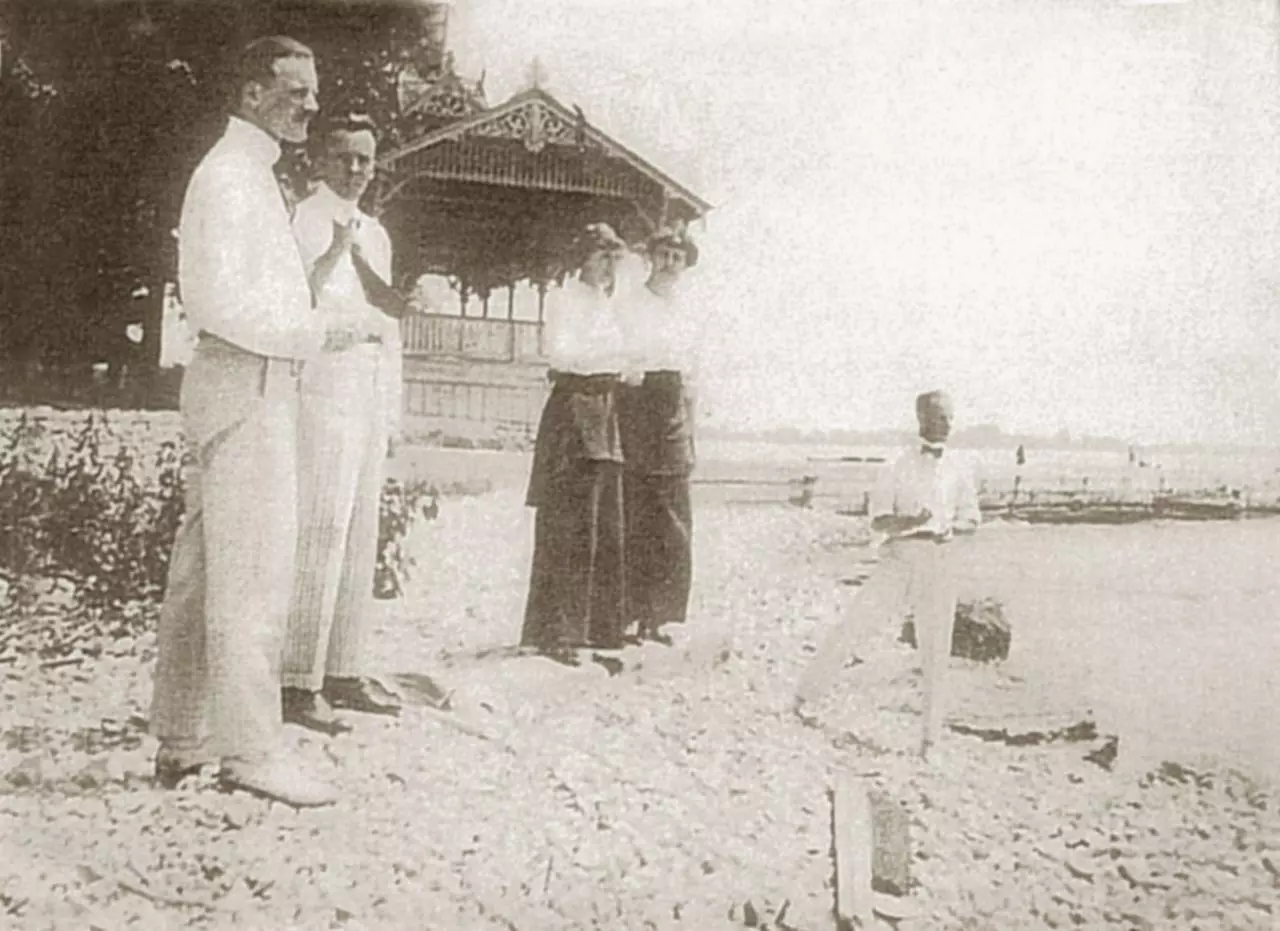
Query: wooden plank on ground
[[833, 775, 874, 928], [869, 792, 912, 897]]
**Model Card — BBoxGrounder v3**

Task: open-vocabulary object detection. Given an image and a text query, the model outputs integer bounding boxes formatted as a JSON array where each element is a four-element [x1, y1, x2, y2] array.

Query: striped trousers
[[150, 340, 302, 763], [283, 344, 387, 691]]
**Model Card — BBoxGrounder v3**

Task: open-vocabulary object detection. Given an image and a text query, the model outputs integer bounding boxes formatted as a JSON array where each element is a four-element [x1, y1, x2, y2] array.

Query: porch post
[[536, 281, 547, 358], [507, 284, 517, 361], [457, 284, 468, 353]]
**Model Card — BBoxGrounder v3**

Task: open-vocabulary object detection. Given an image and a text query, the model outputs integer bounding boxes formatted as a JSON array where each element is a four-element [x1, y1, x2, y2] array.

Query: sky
[[447, 0, 1280, 445]]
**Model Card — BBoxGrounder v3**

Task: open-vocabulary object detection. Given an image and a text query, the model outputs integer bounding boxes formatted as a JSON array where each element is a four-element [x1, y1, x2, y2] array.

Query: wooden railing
[[401, 314, 544, 362]]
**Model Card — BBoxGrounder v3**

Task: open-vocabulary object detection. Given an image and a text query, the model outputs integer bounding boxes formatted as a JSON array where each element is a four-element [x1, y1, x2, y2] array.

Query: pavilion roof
[[377, 87, 711, 220]]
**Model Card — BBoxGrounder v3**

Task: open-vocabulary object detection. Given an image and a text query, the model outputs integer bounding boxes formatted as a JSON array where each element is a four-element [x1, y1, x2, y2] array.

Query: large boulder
[[899, 597, 1011, 663]]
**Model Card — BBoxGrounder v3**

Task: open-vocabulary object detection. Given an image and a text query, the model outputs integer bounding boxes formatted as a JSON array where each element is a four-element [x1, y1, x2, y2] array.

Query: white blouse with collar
[[544, 278, 628, 375], [624, 282, 701, 377]]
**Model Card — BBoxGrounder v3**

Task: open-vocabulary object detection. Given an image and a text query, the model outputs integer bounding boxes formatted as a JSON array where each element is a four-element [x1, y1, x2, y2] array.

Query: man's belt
[[196, 330, 249, 354], [197, 331, 306, 377]]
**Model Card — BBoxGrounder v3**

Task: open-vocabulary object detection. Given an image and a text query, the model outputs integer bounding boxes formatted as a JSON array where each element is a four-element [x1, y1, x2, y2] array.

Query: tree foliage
[[0, 0, 449, 384]]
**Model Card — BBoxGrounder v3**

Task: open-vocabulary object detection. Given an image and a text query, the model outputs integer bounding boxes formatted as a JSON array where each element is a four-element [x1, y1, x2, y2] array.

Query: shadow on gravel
[[389, 673, 454, 710]]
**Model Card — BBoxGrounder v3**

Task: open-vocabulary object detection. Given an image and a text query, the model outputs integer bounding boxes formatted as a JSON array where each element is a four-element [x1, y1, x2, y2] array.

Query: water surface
[[952, 518, 1280, 784]]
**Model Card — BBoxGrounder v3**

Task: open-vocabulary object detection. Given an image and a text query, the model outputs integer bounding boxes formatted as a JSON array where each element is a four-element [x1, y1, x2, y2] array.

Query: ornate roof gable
[[469, 95, 591, 154], [379, 87, 711, 216]]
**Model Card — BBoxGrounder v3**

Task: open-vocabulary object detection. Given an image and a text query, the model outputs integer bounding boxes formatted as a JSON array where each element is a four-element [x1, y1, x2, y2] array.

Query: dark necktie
[[920, 444, 944, 459]]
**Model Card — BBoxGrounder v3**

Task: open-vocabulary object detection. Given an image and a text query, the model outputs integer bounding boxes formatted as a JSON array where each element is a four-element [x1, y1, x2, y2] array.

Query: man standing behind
[[151, 37, 375, 806], [281, 114, 404, 734], [794, 390, 980, 758]]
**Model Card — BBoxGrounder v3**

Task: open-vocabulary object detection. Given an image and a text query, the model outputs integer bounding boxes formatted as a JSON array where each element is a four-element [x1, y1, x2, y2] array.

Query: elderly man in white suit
[[794, 390, 981, 759], [281, 114, 406, 735], [150, 37, 384, 807]]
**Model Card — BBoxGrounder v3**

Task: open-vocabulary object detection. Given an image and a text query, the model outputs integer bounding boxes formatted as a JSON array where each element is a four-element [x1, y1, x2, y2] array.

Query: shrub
[[0, 413, 178, 612], [0, 412, 438, 624], [375, 478, 439, 600]]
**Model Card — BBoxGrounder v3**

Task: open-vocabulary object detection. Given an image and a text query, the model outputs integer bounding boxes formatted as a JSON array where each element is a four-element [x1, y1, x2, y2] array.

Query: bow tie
[[920, 444, 944, 459]]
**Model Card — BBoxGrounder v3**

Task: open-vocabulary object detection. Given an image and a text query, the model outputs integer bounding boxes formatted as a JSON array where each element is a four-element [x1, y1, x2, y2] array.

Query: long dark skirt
[[521, 374, 628, 650], [521, 461, 628, 650], [619, 370, 695, 634], [625, 473, 692, 632]]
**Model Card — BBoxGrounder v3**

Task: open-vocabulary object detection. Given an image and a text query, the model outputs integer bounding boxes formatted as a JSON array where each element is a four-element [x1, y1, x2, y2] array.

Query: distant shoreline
[[698, 426, 1280, 458]]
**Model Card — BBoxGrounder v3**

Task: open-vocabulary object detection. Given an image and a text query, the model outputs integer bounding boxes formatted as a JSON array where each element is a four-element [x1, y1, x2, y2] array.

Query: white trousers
[[282, 345, 386, 691], [796, 538, 957, 742], [150, 340, 302, 764]]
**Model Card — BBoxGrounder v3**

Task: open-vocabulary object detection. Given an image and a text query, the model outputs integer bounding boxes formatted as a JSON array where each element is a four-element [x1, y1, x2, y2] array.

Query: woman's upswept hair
[[647, 226, 698, 268], [572, 222, 627, 266]]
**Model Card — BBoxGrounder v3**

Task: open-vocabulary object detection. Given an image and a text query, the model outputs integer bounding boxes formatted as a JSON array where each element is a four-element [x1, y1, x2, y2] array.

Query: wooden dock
[[690, 458, 1280, 524]]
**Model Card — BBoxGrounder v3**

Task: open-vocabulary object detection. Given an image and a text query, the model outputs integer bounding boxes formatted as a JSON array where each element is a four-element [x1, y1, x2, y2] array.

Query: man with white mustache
[[795, 390, 981, 759]]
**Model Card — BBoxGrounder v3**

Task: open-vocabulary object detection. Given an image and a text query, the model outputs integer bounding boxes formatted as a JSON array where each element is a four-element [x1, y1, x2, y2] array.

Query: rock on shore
[[900, 596, 1013, 663], [0, 491, 1275, 930]]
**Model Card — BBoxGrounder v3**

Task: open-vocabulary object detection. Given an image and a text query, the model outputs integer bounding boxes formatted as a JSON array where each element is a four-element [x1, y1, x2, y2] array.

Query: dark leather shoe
[[538, 646, 582, 668], [322, 677, 402, 717], [591, 652, 625, 676], [641, 626, 675, 647], [154, 747, 213, 789], [282, 688, 353, 736]]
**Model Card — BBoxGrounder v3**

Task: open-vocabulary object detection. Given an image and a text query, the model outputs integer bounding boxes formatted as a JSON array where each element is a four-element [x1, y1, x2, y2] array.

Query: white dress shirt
[[291, 182, 393, 309], [291, 183, 402, 439], [544, 278, 628, 375], [869, 445, 981, 538], [177, 116, 324, 360]]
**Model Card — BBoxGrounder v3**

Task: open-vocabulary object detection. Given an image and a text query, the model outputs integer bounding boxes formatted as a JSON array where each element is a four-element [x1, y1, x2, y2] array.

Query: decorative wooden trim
[[390, 140, 655, 201], [380, 87, 711, 216], [469, 97, 600, 154]]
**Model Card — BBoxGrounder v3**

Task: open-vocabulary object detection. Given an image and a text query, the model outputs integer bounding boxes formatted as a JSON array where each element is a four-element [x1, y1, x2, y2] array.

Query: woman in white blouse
[[521, 223, 632, 664], [619, 227, 701, 645]]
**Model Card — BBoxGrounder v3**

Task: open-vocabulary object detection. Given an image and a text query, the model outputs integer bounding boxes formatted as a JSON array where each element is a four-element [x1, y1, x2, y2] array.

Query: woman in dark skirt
[[619, 227, 701, 645], [521, 223, 633, 664]]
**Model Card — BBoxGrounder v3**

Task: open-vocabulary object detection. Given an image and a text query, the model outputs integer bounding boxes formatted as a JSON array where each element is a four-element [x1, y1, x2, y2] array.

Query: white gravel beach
[[2, 483, 1277, 930]]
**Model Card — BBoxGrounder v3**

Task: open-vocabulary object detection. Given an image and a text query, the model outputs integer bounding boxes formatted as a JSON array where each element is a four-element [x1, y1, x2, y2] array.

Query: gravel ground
[[1, 491, 1277, 930]]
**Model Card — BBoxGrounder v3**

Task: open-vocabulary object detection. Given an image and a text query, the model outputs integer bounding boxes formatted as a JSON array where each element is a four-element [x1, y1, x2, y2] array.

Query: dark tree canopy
[[0, 0, 450, 392]]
